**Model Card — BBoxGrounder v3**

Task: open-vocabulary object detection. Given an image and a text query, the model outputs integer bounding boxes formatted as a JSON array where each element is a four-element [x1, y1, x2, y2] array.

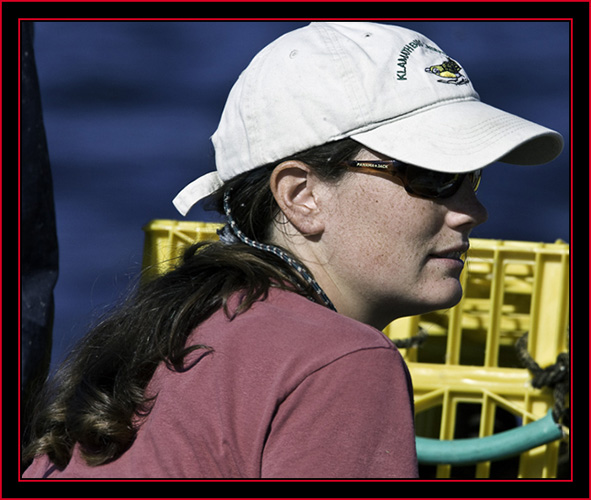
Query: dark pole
[[20, 20, 59, 469]]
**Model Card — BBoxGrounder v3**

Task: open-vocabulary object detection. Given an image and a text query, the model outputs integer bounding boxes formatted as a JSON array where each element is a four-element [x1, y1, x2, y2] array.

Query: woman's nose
[[444, 176, 489, 231]]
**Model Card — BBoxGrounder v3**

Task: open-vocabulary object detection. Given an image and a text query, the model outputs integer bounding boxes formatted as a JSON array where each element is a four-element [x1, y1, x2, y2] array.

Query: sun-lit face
[[315, 148, 489, 330]]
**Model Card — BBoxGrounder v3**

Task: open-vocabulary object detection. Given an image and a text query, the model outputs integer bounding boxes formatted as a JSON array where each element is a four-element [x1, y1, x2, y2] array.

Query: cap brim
[[351, 100, 564, 173]]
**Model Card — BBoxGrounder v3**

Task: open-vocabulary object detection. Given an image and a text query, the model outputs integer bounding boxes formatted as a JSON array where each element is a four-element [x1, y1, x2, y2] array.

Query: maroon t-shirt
[[24, 289, 418, 479]]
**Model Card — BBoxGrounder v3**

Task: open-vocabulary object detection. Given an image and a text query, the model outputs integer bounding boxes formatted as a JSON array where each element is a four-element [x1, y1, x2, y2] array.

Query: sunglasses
[[345, 160, 482, 200]]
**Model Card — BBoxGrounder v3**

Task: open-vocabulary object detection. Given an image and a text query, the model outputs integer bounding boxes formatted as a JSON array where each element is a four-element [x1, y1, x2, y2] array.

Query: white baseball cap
[[173, 21, 563, 216]]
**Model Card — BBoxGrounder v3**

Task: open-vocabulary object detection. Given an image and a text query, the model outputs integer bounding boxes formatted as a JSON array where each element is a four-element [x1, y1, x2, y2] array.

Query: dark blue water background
[[32, 21, 570, 370]]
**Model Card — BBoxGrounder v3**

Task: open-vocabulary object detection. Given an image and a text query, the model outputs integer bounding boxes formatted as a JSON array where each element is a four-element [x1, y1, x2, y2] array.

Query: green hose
[[416, 410, 564, 465]]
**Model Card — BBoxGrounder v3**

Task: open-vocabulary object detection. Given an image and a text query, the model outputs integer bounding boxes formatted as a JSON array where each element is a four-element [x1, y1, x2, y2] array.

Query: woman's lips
[[428, 245, 469, 269]]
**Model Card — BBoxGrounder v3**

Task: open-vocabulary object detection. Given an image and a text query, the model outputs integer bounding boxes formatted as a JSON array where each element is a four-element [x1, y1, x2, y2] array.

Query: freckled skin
[[299, 149, 488, 330]]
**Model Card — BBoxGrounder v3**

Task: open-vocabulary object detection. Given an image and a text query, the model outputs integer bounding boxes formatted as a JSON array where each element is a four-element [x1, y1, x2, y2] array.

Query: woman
[[23, 21, 562, 478]]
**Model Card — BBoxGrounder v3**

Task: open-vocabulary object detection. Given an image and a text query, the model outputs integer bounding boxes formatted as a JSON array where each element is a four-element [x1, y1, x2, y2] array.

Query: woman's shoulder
[[169, 287, 402, 402], [208, 288, 396, 360]]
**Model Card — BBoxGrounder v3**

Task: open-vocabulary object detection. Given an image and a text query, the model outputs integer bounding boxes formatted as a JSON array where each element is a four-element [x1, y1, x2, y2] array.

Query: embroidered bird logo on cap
[[425, 58, 470, 85]]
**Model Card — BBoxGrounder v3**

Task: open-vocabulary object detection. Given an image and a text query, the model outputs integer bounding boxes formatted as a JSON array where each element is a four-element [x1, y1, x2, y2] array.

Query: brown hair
[[22, 138, 362, 469]]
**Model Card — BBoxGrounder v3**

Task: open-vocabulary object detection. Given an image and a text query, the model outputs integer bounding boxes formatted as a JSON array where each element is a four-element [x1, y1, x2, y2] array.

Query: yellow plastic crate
[[142, 220, 570, 479], [142, 220, 222, 280]]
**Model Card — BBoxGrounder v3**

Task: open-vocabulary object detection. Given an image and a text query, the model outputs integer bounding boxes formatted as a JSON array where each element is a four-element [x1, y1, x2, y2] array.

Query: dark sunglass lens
[[405, 167, 462, 198], [470, 170, 482, 192]]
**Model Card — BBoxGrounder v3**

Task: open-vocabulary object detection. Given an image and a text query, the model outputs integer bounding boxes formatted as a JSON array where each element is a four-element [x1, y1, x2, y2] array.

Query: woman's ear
[[270, 160, 326, 237]]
